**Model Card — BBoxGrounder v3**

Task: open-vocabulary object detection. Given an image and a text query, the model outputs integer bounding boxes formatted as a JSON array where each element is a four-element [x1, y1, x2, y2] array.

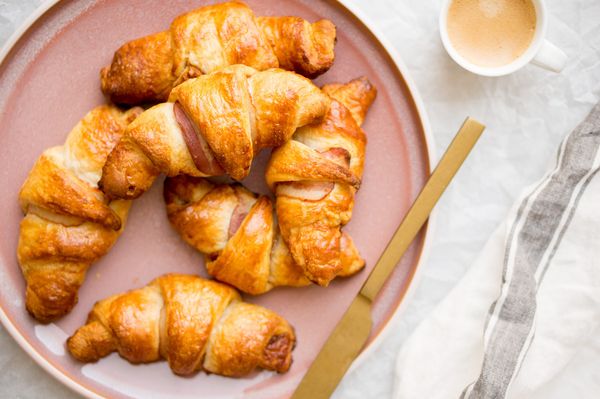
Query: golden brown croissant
[[17, 105, 142, 322], [162, 78, 375, 292], [164, 175, 366, 294], [266, 77, 376, 286], [101, 1, 336, 104], [99, 65, 330, 199], [67, 274, 295, 377]]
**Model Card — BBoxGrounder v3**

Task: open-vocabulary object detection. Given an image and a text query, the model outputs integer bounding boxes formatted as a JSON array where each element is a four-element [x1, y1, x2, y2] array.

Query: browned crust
[[169, 69, 254, 180], [162, 78, 375, 289], [99, 137, 159, 200], [164, 175, 312, 294], [266, 77, 377, 286], [99, 66, 330, 201], [67, 321, 117, 362], [100, 31, 175, 104], [322, 76, 378, 127], [18, 105, 140, 322], [257, 17, 336, 78], [66, 274, 295, 377], [20, 155, 122, 230], [100, 2, 336, 104], [206, 195, 275, 295], [266, 139, 361, 191]]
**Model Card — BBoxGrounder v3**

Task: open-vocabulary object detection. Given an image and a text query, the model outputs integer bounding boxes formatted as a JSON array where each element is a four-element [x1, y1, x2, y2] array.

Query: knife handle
[[360, 117, 485, 301]]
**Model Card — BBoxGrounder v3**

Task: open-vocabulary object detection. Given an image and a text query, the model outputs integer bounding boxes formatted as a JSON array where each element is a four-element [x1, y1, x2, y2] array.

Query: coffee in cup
[[446, 0, 537, 68]]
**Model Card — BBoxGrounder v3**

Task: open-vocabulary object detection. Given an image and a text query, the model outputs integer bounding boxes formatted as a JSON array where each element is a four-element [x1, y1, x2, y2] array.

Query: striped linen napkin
[[393, 103, 600, 399]]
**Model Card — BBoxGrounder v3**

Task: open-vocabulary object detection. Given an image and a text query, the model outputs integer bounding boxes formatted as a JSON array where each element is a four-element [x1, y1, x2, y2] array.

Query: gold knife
[[291, 117, 485, 399]]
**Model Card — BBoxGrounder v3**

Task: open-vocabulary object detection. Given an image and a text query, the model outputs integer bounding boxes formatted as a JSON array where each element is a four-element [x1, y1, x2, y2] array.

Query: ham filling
[[263, 334, 293, 368], [228, 191, 256, 237], [276, 147, 352, 201], [27, 205, 84, 227], [173, 101, 225, 176], [228, 208, 249, 238], [319, 147, 351, 167], [276, 181, 334, 201]]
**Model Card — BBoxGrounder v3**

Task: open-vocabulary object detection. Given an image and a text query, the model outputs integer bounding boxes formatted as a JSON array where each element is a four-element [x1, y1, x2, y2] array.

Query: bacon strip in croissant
[[101, 1, 336, 104], [266, 77, 377, 286], [17, 105, 142, 322], [99, 65, 330, 200], [67, 274, 295, 377]]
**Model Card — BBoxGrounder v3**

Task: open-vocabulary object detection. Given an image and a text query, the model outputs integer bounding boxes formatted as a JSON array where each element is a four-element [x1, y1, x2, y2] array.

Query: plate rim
[[337, 0, 437, 373], [0, 0, 437, 397]]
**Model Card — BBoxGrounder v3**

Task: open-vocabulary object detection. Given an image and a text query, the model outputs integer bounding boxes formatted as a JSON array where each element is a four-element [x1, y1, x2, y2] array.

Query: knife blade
[[291, 117, 485, 399]]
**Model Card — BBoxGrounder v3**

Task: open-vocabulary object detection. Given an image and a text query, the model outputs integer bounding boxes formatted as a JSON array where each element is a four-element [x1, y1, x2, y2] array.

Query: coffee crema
[[447, 0, 536, 67]]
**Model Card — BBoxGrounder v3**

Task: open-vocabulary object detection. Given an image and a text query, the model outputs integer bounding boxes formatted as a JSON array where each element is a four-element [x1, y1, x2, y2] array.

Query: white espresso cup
[[439, 0, 567, 76]]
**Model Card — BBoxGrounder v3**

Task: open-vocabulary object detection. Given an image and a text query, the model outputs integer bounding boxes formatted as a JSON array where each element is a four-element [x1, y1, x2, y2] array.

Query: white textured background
[[1, 0, 599, 398]]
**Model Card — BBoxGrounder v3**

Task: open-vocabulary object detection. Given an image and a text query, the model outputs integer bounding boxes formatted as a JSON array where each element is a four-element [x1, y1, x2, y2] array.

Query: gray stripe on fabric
[[537, 145, 600, 285], [483, 138, 565, 336], [462, 103, 600, 399], [460, 135, 572, 399]]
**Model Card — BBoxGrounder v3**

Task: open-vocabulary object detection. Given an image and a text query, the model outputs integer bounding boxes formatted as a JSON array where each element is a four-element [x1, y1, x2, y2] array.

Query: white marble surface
[[1, 0, 599, 398]]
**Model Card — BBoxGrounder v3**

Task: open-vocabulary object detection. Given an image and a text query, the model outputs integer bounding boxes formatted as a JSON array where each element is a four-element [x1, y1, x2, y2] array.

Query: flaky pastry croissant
[[163, 175, 365, 294], [164, 177, 308, 294], [99, 65, 330, 199], [266, 77, 377, 286], [163, 78, 375, 291], [67, 274, 295, 377], [101, 1, 336, 104], [17, 105, 142, 322]]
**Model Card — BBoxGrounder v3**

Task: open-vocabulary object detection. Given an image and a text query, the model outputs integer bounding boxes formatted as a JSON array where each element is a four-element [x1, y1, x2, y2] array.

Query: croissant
[[162, 78, 374, 291], [17, 105, 142, 322], [99, 65, 330, 200], [101, 1, 336, 104], [67, 274, 295, 377], [266, 77, 377, 286], [164, 176, 365, 294]]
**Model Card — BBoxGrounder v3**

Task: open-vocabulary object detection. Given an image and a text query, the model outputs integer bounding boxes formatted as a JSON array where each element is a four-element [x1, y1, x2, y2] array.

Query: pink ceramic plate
[[0, 0, 434, 398]]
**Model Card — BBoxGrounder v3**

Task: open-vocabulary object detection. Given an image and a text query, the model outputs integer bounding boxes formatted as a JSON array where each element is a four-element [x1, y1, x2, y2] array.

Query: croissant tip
[[25, 290, 75, 323], [264, 333, 295, 372], [110, 217, 122, 231], [67, 321, 115, 363], [307, 275, 332, 287], [100, 67, 108, 84]]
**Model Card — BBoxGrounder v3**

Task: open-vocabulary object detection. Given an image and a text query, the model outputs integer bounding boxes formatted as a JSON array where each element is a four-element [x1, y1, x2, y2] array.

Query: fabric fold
[[394, 103, 600, 399]]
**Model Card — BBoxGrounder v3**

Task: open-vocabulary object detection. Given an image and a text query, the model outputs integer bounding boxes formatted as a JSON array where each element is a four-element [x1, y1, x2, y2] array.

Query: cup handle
[[531, 39, 567, 72]]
